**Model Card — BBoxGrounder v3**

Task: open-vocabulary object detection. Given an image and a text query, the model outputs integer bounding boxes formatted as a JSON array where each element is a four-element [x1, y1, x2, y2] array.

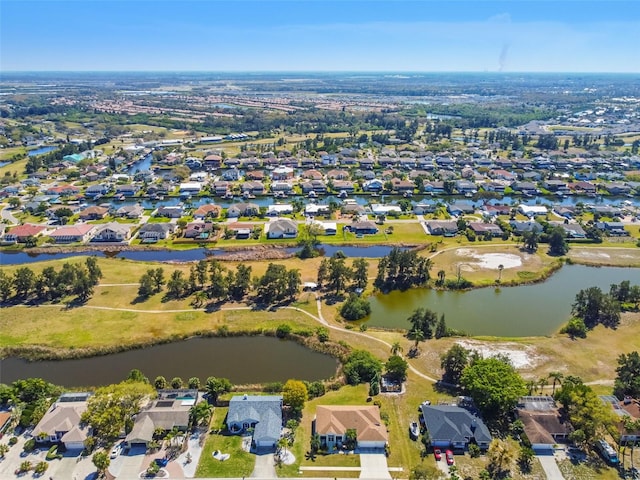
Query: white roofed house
[[32, 392, 92, 450], [266, 218, 298, 239], [91, 222, 132, 243], [267, 203, 293, 217]]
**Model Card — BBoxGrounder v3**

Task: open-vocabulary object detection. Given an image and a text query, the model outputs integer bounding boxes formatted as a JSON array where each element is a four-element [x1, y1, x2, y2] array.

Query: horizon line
[[1, 70, 639, 75]]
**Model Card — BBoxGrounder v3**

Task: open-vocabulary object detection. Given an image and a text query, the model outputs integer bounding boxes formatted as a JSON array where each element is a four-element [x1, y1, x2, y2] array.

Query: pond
[[0, 336, 339, 387], [27, 146, 57, 156], [366, 265, 640, 337]]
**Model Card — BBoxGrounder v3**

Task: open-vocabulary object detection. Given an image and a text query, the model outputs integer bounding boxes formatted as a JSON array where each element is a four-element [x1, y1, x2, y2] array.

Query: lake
[[366, 265, 640, 337], [0, 336, 338, 387]]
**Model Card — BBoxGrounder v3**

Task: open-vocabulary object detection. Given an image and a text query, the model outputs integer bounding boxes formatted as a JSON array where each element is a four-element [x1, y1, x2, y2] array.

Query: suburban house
[[420, 404, 492, 451], [468, 222, 503, 237], [241, 181, 266, 196], [116, 184, 139, 197], [510, 220, 544, 235], [600, 395, 640, 444], [519, 205, 548, 217], [447, 203, 475, 216], [266, 218, 298, 239], [550, 222, 587, 238], [516, 396, 572, 454], [344, 221, 378, 235], [193, 204, 221, 219], [184, 221, 214, 239], [126, 390, 199, 449], [227, 222, 255, 239], [425, 220, 458, 236], [3, 224, 46, 243], [204, 154, 223, 169], [49, 224, 95, 243], [363, 179, 384, 192], [45, 184, 80, 196], [596, 221, 629, 236], [138, 223, 176, 241], [32, 393, 92, 450], [267, 204, 294, 216], [0, 411, 12, 434], [309, 220, 337, 235], [227, 202, 260, 218], [413, 203, 437, 215], [85, 184, 110, 198], [116, 204, 145, 219], [79, 205, 109, 221], [313, 405, 388, 451], [227, 395, 283, 449], [304, 204, 330, 217], [179, 182, 203, 194], [91, 223, 132, 242], [156, 206, 184, 218]]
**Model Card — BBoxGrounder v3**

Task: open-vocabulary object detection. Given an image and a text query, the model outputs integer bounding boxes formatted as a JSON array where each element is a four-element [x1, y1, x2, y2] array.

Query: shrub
[[276, 324, 292, 338], [46, 445, 62, 461], [316, 327, 329, 343], [560, 318, 587, 338], [340, 294, 371, 321], [468, 443, 481, 458], [9, 437, 18, 446], [263, 382, 284, 393], [23, 438, 36, 452]]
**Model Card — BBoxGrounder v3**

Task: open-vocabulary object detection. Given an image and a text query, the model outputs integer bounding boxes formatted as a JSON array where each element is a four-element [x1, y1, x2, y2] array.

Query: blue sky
[[1, 1, 639, 72]]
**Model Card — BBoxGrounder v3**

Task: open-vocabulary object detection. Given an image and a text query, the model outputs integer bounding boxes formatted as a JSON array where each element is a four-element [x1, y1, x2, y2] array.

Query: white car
[[109, 444, 122, 459]]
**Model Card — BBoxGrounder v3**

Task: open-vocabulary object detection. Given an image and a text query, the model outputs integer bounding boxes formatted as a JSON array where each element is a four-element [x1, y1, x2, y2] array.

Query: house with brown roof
[[313, 406, 388, 451], [79, 205, 109, 220], [33, 393, 92, 450], [600, 395, 640, 444], [516, 396, 572, 454], [193, 204, 221, 219]]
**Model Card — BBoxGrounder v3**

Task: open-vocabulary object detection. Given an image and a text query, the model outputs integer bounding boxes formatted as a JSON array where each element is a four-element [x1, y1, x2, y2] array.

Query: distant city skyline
[[2, 1, 639, 73]]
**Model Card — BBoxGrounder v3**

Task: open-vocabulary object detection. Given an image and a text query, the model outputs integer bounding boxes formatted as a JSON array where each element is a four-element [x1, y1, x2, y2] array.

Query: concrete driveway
[[360, 453, 391, 479], [251, 452, 274, 478], [537, 455, 565, 480]]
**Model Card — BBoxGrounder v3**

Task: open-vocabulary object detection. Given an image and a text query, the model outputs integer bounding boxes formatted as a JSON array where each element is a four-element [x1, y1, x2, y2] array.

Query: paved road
[[1, 206, 19, 225]]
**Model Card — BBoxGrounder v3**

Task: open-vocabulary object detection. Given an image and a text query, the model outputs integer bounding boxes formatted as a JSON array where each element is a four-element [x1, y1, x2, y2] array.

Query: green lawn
[[196, 407, 255, 478]]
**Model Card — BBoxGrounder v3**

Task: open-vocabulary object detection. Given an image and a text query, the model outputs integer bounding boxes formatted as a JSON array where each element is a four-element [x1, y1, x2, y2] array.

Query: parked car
[[446, 450, 454, 466], [110, 444, 122, 459], [433, 448, 442, 461], [154, 457, 169, 468]]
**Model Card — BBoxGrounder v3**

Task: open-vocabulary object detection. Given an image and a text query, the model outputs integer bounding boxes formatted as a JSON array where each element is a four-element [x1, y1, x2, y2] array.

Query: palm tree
[[537, 377, 548, 394], [497, 264, 504, 283], [526, 380, 537, 396], [390, 341, 403, 356], [548, 371, 564, 395], [437, 269, 446, 286], [408, 329, 425, 357]]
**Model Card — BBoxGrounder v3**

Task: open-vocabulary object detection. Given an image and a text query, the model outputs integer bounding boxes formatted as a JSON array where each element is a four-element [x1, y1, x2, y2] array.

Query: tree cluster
[[0, 257, 102, 304], [571, 284, 632, 330], [374, 248, 432, 291], [614, 351, 640, 399], [343, 350, 383, 385], [317, 254, 369, 296]]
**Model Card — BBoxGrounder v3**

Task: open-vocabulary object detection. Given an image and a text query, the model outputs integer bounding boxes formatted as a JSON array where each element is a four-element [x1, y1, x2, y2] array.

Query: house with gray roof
[[227, 395, 283, 450], [420, 404, 492, 451], [126, 389, 199, 449], [33, 392, 92, 450]]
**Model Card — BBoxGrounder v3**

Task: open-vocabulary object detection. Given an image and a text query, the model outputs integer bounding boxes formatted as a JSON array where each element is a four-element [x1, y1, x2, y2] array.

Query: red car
[[445, 450, 455, 466], [433, 448, 442, 461]]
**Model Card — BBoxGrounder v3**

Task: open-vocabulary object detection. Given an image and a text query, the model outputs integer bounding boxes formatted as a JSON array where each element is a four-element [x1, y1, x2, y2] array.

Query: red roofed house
[[44, 184, 81, 196], [49, 224, 95, 243], [3, 224, 46, 243]]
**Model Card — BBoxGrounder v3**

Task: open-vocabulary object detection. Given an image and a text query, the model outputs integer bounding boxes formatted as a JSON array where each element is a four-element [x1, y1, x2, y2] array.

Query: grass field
[[196, 407, 255, 478]]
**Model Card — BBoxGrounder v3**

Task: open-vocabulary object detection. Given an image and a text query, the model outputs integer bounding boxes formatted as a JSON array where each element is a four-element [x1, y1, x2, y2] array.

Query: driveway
[[112, 446, 147, 479], [360, 453, 391, 479], [251, 452, 275, 478], [537, 455, 565, 480]]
